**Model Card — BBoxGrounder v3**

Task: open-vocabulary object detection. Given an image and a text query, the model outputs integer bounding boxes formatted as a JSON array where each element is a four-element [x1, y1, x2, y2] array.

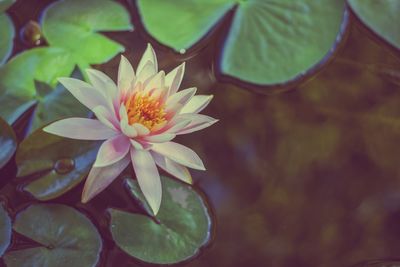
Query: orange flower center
[[124, 91, 166, 130]]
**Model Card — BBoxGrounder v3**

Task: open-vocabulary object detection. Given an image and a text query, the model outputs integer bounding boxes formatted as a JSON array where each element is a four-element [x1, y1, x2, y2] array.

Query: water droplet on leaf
[[54, 158, 75, 174]]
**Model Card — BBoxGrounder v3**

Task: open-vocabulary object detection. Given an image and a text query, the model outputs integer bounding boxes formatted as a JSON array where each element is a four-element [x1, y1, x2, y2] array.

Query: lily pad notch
[[136, 0, 350, 90]]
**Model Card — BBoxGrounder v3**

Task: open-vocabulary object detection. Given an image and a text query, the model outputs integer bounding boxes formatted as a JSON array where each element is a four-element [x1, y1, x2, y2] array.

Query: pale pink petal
[[165, 62, 185, 96], [137, 43, 158, 75], [152, 152, 192, 184], [58, 77, 109, 110], [165, 87, 197, 115], [131, 148, 162, 215], [178, 114, 218, 135], [81, 154, 130, 203], [93, 106, 119, 131], [118, 55, 135, 94], [130, 139, 144, 150], [136, 61, 157, 84], [163, 119, 191, 134], [93, 135, 130, 167], [43, 118, 118, 140], [151, 142, 205, 170], [86, 69, 118, 97], [143, 133, 176, 143], [119, 106, 138, 138], [180, 95, 213, 114], [132, 123, 150, 136]]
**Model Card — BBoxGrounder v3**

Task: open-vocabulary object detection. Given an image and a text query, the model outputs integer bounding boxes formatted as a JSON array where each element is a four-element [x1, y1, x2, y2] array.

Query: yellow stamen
[[124, 90, 166, 131]]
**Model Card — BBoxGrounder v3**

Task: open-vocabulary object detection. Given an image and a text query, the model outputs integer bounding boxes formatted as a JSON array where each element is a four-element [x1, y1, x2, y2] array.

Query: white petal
[[130, 139, 144, 150], [119, 105, 138, 138], [137, 43, 158, 75], [163, 119, 191, 134], [93, 106, 119, 131], [144, 133, 176, 143], [58, 77, 109, 110], [136, 61, 157, 84], [166, 62, 185, 96], [86, 68, 118, 97], [178, 114, 218, 135], [132, 123, 150, 136], [43, 118, 118, 140], [131, 148, 162, 215], [152, 152, 192, 184], [151, 142, 205, 170], [118, 55, 135, 93], [165, 87, 197, 114], [180, 95, 213, 114], [81, 154, 130, 203], [93, 135, 130, 167], [144, 71, 165, 94]]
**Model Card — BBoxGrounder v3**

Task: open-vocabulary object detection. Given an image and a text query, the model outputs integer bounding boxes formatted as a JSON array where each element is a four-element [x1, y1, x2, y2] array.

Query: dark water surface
[[3, 0, 400, 267]]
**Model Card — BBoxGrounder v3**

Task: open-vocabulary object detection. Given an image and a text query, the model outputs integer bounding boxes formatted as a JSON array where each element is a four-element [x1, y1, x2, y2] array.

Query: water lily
[[43, 44, 217, 215]]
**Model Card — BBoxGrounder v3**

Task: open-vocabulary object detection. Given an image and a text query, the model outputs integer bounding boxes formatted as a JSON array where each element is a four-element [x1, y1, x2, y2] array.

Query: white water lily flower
[[44, 44, 217, 215]]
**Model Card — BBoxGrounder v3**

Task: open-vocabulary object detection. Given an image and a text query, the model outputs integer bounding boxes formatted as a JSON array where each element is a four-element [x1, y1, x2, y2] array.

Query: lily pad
[[125, 177, 154, 216], [4, 204, 102, 267], [136, 0, 347, 87], [109, 175, 212, 264], [0, 0, 132, 123], [16, 127, 100, 201], [349, 0, 400, 50], [136, 0, 235, 52], [42, 0, 133, 67], [0, 204, 11, 257], [0, 13, 14, 65], [0, 116, 16, 169]]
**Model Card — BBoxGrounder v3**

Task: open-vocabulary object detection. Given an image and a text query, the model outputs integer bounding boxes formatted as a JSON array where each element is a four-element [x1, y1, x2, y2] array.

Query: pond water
[[2, 0, 400, 267]]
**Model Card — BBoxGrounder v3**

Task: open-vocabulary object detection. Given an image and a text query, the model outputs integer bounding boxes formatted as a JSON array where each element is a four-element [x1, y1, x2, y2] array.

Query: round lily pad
[[0, 13, 14, 65], [109, 175, 212, 264], [4, 204, 102, 267], [16, 127, 100, 201], [349, 0, 400, 50], [0, 204, 11, 257], [0, 116, 16, 169], [136, 0, 347, 87]]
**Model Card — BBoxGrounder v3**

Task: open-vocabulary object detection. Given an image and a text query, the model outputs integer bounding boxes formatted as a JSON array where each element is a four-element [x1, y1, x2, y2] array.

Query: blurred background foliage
[[0, 0, 399, 266]]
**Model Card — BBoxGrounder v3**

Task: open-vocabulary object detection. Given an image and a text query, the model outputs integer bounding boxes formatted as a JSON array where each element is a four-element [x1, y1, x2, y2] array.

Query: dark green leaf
[[110, 175, 212, 264], [0, 116, 16, 169], [136, 0, 234, 52], [349, 0, 400, 50], [0, 204, 11, 257], [30, 68, 91, 132], [16, 128, 100, 201], [221, 0, 346, 85], [0, 13, 15, 65], [4, 204, 102, 267]]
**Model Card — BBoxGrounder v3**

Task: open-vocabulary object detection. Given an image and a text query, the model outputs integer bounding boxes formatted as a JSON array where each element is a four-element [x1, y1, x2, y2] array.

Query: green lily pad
[[0, 204, 11, 256], [221, 0, 347, 86], [16, 127, 100, 201], [349, 0, 400, 50], [30, 68, 91, 132], [4, 204, 102, 267], [0, 13, 14, 65], [0, 116, 16, 169], [109, 175, 212, 264], [136, 0, 235, 52], [42, 0, 133, 66], [137, 0, 347, 87], [125, 177, 154, 216], [0, 0, 132, 123]]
